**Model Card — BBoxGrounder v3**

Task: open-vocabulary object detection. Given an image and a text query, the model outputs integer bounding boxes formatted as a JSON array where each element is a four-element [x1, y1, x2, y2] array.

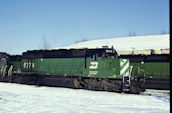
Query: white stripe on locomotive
[[120, 59, 129, 76]]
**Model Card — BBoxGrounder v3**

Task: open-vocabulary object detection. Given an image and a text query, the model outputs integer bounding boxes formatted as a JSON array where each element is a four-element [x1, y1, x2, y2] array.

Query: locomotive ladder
[[122, 66, 133, 93]]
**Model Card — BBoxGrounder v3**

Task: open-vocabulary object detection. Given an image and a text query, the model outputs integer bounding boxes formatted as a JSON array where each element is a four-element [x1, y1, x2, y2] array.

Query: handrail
[[3, 65, 7, 76], [8, 65, 13, 76]]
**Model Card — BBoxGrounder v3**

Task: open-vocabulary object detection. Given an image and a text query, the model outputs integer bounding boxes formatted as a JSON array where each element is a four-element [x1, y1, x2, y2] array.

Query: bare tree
[[133, 29, 136, 36], [160, 28, 167, 34], [75, 38, 88, 43], [129, 31, 132, 37], [42, 35, 51, 50], [129, 30, 136, 36]]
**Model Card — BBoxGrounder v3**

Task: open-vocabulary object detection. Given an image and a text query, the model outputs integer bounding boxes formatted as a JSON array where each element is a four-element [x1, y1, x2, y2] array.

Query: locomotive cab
[[87, 47, 145, 93]]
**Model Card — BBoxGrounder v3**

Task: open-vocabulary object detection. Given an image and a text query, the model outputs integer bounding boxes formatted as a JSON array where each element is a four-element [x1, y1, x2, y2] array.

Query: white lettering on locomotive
[[89, 71, 98, 75], [106, 50, 113, 53], [89, 61, 98, 69], [23, 62, 34, 68]]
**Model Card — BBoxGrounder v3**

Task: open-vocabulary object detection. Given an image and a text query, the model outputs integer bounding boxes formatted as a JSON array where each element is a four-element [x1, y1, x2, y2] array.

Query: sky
[[0, 0, 169, 55]]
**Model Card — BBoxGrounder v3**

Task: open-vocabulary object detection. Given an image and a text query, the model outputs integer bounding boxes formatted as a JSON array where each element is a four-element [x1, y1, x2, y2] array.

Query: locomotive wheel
[[74, 79, 81, 88], [87, 86, 92, 90]]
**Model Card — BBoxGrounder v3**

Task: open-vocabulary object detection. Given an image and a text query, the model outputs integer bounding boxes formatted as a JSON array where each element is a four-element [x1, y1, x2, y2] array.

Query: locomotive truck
[[0, 47, 145, 94]]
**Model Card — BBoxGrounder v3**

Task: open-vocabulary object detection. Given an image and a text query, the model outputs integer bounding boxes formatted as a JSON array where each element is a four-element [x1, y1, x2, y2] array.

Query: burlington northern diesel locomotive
[[0, 47, 145, 94], [119, 54, 170, 90]]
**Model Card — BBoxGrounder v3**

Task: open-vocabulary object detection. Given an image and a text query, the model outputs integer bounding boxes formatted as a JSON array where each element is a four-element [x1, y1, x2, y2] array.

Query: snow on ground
[[0, 83, 169, 113], [55, 34, 169, 51]]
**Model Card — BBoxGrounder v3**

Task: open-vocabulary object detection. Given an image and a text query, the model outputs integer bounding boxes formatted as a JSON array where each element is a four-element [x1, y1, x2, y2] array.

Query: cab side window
[[91, 54, 98, 61]]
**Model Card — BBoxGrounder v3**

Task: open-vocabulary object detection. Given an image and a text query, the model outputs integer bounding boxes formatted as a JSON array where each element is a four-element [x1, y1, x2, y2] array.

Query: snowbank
[[0, 83, 169, 113], [55, 34, 169, 51]]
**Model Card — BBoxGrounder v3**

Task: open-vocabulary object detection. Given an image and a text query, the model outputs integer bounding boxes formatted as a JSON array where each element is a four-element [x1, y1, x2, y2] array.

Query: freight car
[[0, 47, 145, 94], [119, 54, 170, 90]]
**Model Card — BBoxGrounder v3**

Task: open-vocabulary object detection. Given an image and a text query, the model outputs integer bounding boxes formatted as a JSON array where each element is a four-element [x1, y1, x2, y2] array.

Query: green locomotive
[[119, 54, 170, 89], [0, 48, 145, 94]]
